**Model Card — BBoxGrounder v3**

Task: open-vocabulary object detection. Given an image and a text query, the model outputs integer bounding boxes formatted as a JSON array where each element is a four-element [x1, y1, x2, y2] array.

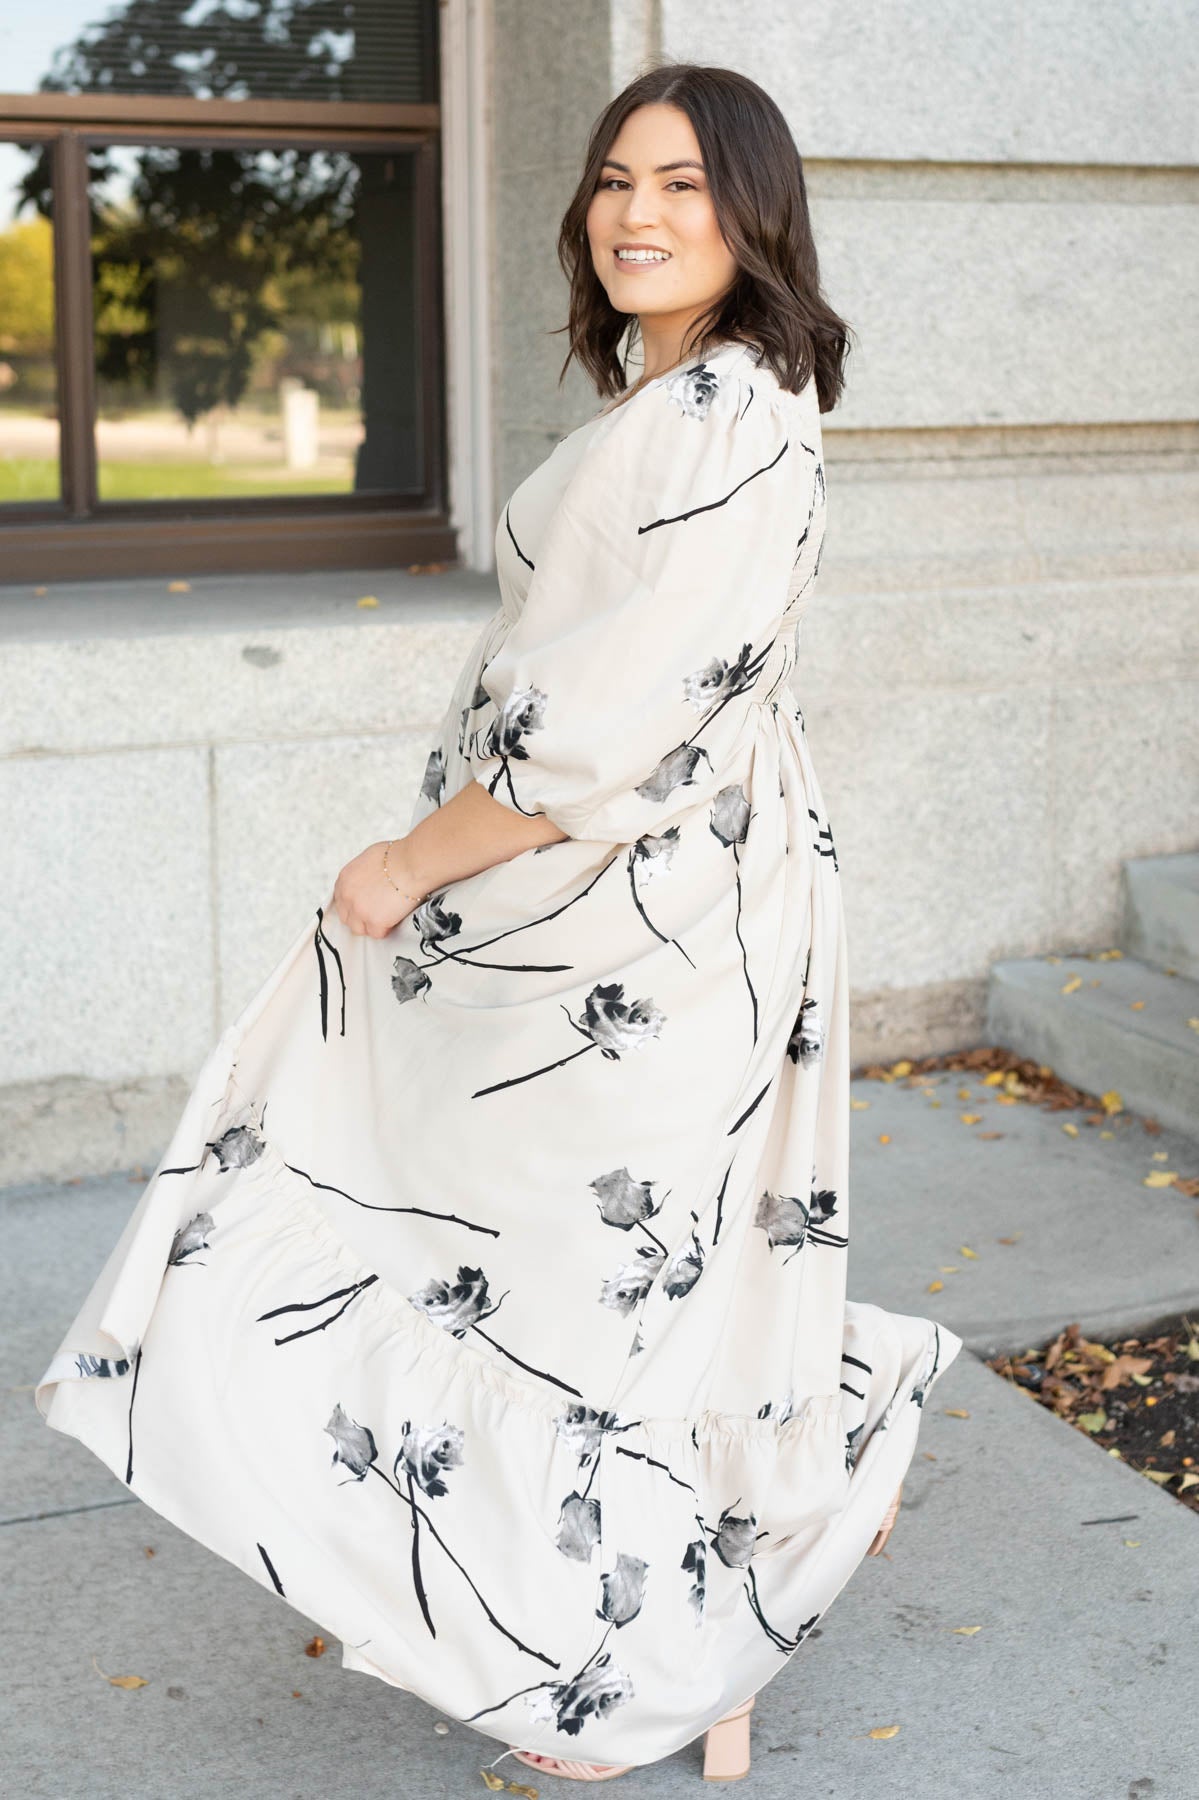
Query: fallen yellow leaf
[[1124, 1539, 1141, 1547], [879, 1133, 891, 1144], [959, 1112, 982, 1125], [356, 595, 380, 608], [891, 1060, 912, 1076], [1061, 975, 1082, 994], [958, 1245, 978, 1259], [850, 1097, 870, 1109], [868, 1724, 901, 1739], [1076, 1410, 1107, 1433], [1179, 1473, 1199, 1492], [92, 1656, 148, 1690], [943, 1408, 970, 1418], [1141, 1469, 1172, 1483], [167, 580, 190, 593], [982, 1071, 1005, 1087], [927, 1279, 944, 1293], [938, 1265, 960, 1273], [1100, 1090, 1123, 1114], [481, 1772, 507, 1790], [951, 1625, 982, 1635], [1062, 1122, 1079, 1137], [1143, 1171, 1177, 1188], [1130, 1000, 1145, 1011], [1151, 1151, 1169, 1161], [957, 1086, 972, 1100]]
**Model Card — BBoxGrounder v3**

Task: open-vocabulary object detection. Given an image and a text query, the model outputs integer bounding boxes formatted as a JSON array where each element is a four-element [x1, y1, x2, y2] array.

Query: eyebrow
[[600, 158, 706, 174]]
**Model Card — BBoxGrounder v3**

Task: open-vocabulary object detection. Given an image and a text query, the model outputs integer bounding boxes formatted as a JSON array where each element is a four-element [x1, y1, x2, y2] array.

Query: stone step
[[1122, 850, 1199, 982], [985, 952, 1199, 1142]]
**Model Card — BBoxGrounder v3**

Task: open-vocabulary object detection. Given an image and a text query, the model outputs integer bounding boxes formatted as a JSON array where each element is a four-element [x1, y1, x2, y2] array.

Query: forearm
[[393, 776, 569, 899]]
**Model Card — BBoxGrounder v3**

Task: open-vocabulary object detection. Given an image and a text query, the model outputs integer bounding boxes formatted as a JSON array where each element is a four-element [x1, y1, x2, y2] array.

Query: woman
[[35, 62, 962, 1785]]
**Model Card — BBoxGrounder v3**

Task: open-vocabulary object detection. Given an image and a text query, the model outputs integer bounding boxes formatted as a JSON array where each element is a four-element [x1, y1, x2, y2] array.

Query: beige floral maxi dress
[[36, 336, 963, 1769]]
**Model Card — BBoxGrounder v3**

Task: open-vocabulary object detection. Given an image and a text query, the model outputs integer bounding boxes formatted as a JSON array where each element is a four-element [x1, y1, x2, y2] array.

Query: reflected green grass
[[0, 459, 352, 502]]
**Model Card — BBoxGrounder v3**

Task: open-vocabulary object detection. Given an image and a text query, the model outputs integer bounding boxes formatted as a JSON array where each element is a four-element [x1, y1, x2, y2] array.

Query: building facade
[[2, 1, 1196, 1182]]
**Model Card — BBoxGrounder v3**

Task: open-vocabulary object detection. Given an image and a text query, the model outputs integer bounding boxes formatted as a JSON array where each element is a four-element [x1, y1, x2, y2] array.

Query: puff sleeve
[[466, 357, 819, 843]]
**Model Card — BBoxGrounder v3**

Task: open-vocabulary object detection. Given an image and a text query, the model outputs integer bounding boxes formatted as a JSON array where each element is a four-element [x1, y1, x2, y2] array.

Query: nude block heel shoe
[[867, 1479, 903, 1556], [702, 1693, 756, 1782]]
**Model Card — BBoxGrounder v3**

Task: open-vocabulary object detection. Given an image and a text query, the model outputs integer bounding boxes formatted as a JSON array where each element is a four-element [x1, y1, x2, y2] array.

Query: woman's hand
[[332, 838, 425, 938]]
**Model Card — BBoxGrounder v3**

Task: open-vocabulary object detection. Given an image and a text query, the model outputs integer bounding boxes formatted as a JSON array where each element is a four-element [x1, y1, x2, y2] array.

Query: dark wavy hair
[[553, 62, 853, 414]]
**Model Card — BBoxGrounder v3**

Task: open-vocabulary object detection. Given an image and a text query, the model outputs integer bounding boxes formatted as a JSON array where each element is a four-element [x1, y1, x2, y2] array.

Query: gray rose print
[[324, 1400, 558, 1665], [661, 1228, 704, 1300], [410, 1262, 586, 1398], [391, 955, 433, 1004], [755, 1171, 847, 1263], [556, 1492, 602, 1562], [786, 997, 825, 1066], [711, 1504, 760, 1570], [664, 360, 722, 420], [597, 1551, 648, 1627], [408, 1265, 493, 1335], [211, 1124, 265, 1171], [411, 893, 463, 952], [682, 642, 770, 718], [161, 1114, 268, 1181], [420, 746, 446, 805], [549, 1403, 646, 1564], [473, 682, 549, 811], [325, 1402, 378, 1481], [396, 1420, 465, 1498], [600, 1244, 665, 1316], [167, 1209, 214, 1265], [472, 980, 665, 1098], [681, 1534, 707, 1624], [845, 1420, 864, 1472], [754, 1189, 809, 1257], [555, 1402, 621, 1462], [634, 740, 712, 805], [627, 828, 696, 968], [589, 1166, 667, 1238], [467, 1641, 636, 1741]]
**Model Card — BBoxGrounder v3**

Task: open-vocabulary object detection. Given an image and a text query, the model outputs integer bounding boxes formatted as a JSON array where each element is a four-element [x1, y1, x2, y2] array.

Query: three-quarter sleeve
[[466, 356, 820, 843]]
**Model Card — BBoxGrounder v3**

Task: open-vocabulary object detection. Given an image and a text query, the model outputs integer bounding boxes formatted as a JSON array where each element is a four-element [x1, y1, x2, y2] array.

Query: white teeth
[[616, 249, 670, 262]]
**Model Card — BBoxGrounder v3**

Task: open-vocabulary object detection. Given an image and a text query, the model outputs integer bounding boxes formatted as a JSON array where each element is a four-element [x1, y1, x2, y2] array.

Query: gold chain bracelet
[[381, 838, 426, 904]]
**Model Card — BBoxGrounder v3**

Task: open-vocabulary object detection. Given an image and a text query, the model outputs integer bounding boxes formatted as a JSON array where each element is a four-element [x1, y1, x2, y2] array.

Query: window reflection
[[89, 143, 421, 502], [1, 1, 434, 104], [0, 142, 59, 506]]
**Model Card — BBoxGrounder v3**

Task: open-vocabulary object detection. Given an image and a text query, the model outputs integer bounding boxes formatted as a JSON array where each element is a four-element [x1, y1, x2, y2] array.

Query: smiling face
[[586, 102, 739, 366]]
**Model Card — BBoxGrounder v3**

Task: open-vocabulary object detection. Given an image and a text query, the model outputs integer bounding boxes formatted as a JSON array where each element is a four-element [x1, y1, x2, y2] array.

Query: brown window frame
[[0, 93, 452, 584]]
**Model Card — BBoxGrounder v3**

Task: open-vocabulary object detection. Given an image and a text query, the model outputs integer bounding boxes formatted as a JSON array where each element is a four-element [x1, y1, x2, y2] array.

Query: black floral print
[[35, 336, 964, 1772]]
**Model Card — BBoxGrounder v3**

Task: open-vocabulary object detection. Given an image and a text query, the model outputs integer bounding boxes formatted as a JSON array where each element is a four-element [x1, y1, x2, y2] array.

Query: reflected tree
[[15, 0, 427, 488]]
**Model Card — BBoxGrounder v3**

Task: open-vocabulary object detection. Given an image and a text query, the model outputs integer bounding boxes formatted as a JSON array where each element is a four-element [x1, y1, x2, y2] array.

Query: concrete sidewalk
[[5, 1070, 1199, 1797]]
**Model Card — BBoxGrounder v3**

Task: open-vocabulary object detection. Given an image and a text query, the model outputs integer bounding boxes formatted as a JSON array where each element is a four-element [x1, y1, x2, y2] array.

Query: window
[[0, 1, 448, 583]]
